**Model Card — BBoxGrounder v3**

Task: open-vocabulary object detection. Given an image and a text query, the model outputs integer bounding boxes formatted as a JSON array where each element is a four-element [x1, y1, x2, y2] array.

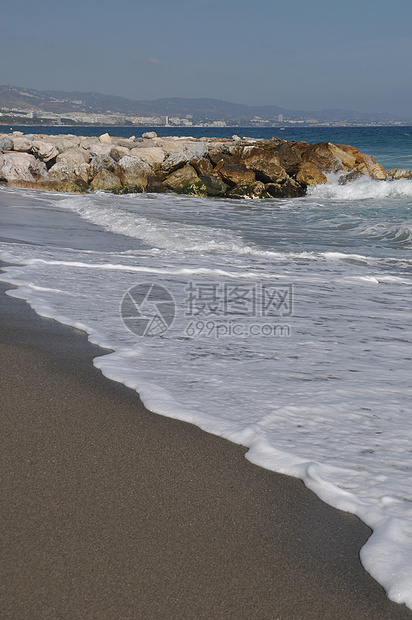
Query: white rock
[[129, 147, 166, 168], [12, 136, 33, 153], [161, 142, 208, 173], [114, 155, 152, 190], [0, 152, 48, 182], [57, 147, 91, 165], [86, 143, 114, 158], [0, 135, 14, 151], [48, 160, 90, 185], [31, 140, 59, 162], [99, 133, 112, 144]]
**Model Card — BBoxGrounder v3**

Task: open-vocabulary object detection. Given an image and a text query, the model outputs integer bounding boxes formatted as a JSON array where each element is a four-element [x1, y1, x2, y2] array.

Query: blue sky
[[1, 0, 411, 116]]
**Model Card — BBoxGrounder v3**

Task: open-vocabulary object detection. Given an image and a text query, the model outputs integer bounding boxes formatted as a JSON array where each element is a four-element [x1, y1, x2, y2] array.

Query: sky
[[1, 0, 411, 117]]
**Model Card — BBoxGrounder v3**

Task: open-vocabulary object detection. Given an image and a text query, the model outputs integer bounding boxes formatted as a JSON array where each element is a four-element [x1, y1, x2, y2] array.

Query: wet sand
[[1, 281, 412, 620]]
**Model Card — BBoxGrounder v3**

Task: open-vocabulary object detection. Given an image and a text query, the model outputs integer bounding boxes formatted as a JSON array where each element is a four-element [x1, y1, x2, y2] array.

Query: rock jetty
[[0, 131, 408, 198]]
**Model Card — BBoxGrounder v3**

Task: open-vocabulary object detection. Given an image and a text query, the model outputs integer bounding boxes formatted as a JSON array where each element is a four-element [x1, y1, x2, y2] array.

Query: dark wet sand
[[1, 280, 411, 620]]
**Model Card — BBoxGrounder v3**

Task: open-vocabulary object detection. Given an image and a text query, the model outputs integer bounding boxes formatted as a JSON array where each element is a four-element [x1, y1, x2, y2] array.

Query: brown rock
[[199, 174, 229, 196], [328, 144, 357, 169], [219, 163, 256, 187], [6, 179, 84, 192], [110, 146, 130, 162], [227, 181, 268, 199], [48, 160, 90, 188], [273, 141, 302, 175], [243, 148, 288, 183], [129, 147, 166, 170], [89, 155, 116, 178], [90, 169, 122, 192], [302, 142, 342, 173], [146, 176, 166, 193], [296, 162, 328, 186], [113, 156, 152, 192], [388, 168, 412, 180], [349, 150, 376, 169], [367, 163, 388, 180], [160, 143, 208, 175], [266, 178, 305, 198], [207, 142, 242, 167], [163, 165, 205, 195], [191, 157, 214, 176]]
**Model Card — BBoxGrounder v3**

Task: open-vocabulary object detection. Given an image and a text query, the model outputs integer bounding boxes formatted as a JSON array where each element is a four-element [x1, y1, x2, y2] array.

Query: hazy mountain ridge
[[0, 85, 409, 123]]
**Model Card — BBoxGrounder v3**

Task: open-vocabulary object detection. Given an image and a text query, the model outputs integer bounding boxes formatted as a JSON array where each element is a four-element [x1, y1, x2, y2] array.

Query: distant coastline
[[1, 85, 410, 129]]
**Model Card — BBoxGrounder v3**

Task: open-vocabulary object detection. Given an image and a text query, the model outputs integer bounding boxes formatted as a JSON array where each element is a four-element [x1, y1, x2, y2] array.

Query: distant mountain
[[0, 84, 408, 124]]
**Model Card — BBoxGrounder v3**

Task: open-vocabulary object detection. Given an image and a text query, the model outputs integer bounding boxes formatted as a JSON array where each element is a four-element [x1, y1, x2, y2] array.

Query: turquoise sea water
[[0, 126, 411, 608]]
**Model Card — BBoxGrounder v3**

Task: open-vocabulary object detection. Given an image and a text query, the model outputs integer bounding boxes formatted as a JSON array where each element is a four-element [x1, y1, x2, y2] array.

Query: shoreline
[[1, 279, 412, 619]]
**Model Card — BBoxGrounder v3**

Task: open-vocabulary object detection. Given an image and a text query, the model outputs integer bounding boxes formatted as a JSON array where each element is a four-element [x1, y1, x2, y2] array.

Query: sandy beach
[[1, 278, 412, 620]]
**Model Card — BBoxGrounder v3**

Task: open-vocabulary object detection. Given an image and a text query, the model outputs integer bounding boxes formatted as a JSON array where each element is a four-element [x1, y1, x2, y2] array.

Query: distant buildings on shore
[[0, 107, 409, 128]]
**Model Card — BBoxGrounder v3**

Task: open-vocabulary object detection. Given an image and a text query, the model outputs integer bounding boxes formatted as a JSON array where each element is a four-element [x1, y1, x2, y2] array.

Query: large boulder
[[99, 132, 112, 144], [273, 141, 302, 175], [0, 135, 14, 151], [302, 142, 342, 173], [89, 154, 116, 178], [160, 142, 208, 174], [333, 145, 388, 179], [296, 162, 328, 186], [85, 142, 114, 158], [48, 160, 90, 188], [163, 165, 206, 195], [388, 168, 412, 180], [129, 146, 166, 169], [57, 147, 90, 165], [90, 169, 122, 192], [191, 156, 213, 175], [56, 136, 81, 153], [31, 140, 59, 162], [328, 143, 357, 169], [367, 162, 388, 180], [12, 136, 33, 153], [199, 174, 229, 196], [114, 155, 152, 191], [218, 163, 256, 186], [243, 147, 288, 183], [207, 142, 242, 167], [110, 145, 130, 162], [0, 152, 48, 183], [266, 178, 305, 198]]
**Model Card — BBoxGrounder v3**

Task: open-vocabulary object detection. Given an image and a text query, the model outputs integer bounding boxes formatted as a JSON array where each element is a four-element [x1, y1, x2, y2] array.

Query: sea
[[1, 125, 412, 609]]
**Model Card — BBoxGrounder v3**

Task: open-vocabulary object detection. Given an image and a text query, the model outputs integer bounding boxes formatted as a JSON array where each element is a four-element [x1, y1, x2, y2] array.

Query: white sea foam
[[308, 175, 412, 200]]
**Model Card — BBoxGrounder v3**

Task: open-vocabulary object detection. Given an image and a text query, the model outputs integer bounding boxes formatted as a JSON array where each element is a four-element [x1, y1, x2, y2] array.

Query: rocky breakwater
[[0, 131, 409, 199]]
